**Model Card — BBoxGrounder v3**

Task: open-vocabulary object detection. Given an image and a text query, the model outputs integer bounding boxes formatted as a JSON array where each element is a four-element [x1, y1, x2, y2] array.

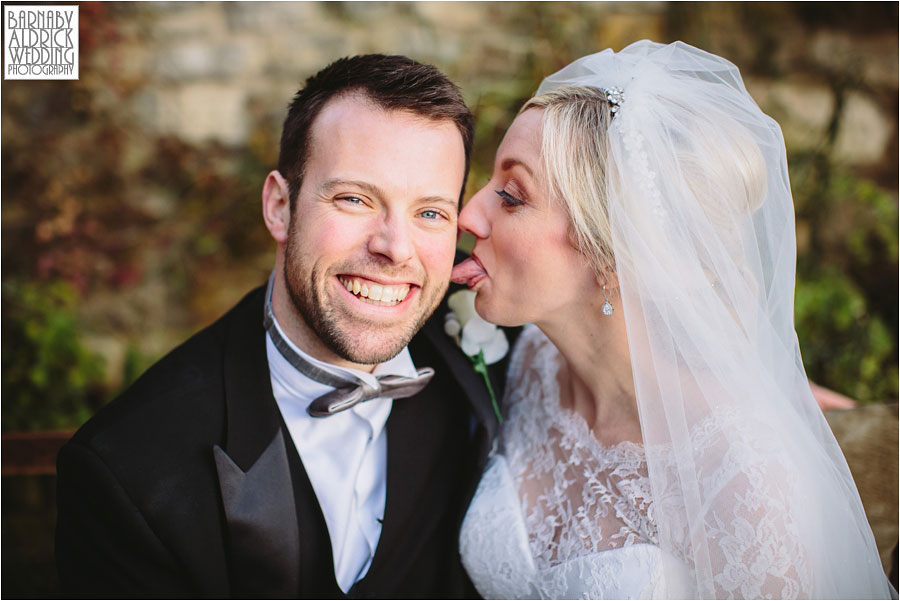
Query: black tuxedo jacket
[[56, 285, 513, 598]]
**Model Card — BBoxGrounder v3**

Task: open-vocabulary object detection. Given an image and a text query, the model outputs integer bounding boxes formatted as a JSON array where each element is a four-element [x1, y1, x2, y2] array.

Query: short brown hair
[[278, 54, 474, 207]]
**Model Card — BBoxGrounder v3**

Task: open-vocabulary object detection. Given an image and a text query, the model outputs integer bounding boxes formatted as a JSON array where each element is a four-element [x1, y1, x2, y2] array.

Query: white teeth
[[339, 276, 410, 306]]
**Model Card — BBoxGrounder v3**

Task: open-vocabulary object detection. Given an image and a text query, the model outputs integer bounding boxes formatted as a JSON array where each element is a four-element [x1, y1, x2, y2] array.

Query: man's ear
[[262, 170, 292, 244]]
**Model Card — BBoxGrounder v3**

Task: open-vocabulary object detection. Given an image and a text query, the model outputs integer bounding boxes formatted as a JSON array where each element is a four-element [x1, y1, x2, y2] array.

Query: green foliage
[[792, 160, 898, 402], [120, 345, 148, 396], [1, 281, 107, 431], [830, 175, 899, 266], [795, 268, 897, 401]]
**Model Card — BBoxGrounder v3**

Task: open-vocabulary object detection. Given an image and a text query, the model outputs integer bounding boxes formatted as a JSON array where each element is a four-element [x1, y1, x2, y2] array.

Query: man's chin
[[328, 334, 410, 366], [297, 279, 445, 365], [318, 315, 419, 365], [322, 301, 437, 364]]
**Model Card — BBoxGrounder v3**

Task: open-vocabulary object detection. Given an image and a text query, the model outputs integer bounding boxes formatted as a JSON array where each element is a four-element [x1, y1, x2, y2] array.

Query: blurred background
[[2, 2, 897, 596]]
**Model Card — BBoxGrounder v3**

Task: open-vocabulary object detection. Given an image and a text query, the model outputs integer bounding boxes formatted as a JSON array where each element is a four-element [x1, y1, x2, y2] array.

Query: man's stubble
[[282, 216, 449, 365]]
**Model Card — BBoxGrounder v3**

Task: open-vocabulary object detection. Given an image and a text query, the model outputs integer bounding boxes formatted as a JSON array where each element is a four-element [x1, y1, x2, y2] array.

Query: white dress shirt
[[265, 314, 417, 593]]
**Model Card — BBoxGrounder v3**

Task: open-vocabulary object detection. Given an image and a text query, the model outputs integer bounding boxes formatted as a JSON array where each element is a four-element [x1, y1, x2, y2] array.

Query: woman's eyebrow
[[500, 157, 534, 176]]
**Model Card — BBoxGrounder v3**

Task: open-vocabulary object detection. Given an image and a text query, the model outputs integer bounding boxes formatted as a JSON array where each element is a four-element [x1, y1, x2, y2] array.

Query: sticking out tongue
[[451, 257, 487, 288]]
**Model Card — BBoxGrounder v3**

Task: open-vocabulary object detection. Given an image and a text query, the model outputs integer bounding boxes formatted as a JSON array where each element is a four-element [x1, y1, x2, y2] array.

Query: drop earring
[[601, 285, 614, 316]]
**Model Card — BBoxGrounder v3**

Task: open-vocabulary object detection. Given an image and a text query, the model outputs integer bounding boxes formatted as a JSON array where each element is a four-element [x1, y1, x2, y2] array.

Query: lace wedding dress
[[459, 326, 689, 599], [460, 326, 808, 600]]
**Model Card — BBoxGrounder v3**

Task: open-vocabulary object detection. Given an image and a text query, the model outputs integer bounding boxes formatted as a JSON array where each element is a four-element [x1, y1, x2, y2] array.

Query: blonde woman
[[455, 41, 893, 599]]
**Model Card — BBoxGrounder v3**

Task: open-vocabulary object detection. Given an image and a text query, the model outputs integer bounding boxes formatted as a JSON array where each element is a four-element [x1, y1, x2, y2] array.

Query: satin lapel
[[214, 432, 298, 597], [215, 286, 300, 598]]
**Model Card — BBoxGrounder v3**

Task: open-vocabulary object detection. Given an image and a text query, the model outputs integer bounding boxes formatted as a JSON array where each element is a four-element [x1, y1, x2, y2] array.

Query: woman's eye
[[496, 189, 524, 208], [341, 196, 364, 205], [420, 209, 445, 221]]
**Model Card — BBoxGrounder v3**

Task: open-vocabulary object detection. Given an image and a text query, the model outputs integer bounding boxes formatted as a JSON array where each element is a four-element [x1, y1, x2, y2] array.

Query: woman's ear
[[262, 170, 292, 244], [596, 269, 620, 293]]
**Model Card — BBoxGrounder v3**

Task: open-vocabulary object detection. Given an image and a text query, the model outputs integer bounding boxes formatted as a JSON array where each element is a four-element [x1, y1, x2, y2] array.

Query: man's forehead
[[309, 93, 458, 142], [301, 96, 465, 204]]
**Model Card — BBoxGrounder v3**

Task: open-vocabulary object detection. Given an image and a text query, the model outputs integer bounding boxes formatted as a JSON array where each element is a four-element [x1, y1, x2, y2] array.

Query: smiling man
[[266, 92, 462, 370], [55, 55, 507, 598]]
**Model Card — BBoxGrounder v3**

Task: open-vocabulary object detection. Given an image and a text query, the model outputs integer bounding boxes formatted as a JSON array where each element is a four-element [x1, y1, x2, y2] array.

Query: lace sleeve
[[655, 409, 812, 599], [700, 419, 811, 598]]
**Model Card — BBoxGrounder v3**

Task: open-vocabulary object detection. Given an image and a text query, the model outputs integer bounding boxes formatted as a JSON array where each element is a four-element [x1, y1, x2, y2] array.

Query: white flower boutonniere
[[444, 289, 509, 423]]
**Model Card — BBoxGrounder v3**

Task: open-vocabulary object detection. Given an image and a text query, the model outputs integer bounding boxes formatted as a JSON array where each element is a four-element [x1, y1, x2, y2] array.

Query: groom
[[56, 55, 506, 597]]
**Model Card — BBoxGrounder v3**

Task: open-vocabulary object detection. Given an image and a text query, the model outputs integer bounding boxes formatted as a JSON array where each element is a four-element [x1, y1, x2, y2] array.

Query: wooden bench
[[2, 430, 74, 476]]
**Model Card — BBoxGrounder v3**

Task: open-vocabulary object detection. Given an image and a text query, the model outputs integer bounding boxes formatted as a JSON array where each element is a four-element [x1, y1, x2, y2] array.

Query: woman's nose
[[458, 185, 492, 239]]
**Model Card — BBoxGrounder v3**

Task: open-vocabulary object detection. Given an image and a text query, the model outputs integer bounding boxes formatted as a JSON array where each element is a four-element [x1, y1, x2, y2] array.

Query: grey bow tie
[[304, 368, 435, 417], [263, 276, 435, 417]]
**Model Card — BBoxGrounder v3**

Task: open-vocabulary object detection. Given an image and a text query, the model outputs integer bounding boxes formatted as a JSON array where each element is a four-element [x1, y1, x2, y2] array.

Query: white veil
[[536, 41, 892, 598]]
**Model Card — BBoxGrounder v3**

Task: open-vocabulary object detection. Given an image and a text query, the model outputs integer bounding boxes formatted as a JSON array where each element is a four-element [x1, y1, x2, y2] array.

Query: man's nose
[[458, 186, 491, 240], [368, 214, 414, 264]]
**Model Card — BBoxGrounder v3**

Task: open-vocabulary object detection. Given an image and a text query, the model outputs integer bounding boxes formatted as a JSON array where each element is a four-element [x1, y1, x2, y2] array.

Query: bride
[[454, 41, 893, 599]]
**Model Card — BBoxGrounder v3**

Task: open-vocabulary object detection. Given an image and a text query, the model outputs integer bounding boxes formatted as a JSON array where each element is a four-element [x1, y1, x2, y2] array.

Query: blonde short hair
[[522, 87, 616, 277], [522, 86, 766, 280]]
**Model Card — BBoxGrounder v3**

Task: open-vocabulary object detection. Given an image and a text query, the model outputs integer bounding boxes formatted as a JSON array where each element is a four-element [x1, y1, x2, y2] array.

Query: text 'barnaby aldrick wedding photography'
[[4, 5, 78, 80]]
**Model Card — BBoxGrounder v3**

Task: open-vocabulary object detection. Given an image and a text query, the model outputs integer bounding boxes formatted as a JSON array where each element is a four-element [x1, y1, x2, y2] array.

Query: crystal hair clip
[[602, 86, 624, 116]]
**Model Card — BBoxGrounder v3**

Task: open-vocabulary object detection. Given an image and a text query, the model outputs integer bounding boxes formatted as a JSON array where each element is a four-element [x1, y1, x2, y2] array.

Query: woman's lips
[[451, 256, 487, 288]]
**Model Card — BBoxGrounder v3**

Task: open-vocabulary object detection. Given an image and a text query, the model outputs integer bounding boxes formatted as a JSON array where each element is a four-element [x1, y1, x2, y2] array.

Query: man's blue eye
[[344, 197, 363, 204], [421, 210, 441, 220]]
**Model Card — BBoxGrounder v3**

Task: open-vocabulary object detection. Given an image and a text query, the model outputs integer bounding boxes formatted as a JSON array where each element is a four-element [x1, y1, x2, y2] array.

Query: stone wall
[[2, 1, 897, 393], [90, 3, 895, 170]]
